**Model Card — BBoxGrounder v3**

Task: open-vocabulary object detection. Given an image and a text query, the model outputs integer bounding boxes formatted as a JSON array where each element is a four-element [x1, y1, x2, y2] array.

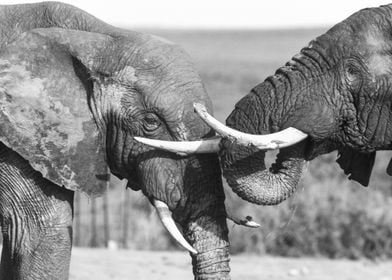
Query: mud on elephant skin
[[0, 2, 230, 280], [138, 4, 392, 205]]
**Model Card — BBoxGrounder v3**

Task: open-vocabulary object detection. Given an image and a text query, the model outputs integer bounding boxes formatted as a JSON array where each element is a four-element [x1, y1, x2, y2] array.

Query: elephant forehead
[[368, 53, 392, 76], [152, 92, 213, 140], [363, 29, 392, 76], [113, 66, 138, 84], [365, 29, 386, 49]]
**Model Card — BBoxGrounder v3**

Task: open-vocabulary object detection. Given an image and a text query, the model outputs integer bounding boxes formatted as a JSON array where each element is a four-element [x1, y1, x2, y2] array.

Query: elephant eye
[[344, 60, 363, 93], [142, 113, 161, 131]]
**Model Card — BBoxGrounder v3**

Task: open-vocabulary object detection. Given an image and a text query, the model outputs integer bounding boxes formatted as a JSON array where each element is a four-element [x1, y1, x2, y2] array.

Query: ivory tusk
[[134, 137, 220, 155], [193, 103, 308, 150], [153, 199, 198, 254], [227, 215, 261, 228]]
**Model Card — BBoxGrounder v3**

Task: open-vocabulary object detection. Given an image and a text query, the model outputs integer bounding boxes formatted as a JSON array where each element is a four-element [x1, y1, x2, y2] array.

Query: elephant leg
[[0, 144, 74, 280]]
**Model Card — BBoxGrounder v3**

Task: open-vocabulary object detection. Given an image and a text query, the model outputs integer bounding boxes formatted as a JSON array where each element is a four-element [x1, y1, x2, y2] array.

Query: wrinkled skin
[[0, 143, 74, 279], [0, 2, 229, 280], [221, 5, 392, 205]]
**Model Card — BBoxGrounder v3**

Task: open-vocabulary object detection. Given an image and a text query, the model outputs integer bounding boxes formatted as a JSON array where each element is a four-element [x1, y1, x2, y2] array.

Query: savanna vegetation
[[74, 28, 392, 259]]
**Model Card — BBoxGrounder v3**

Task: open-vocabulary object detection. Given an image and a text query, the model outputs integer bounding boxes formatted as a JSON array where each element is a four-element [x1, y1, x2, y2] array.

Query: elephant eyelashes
[[142, 113, 161, 131], [344, 60, 364, 93]]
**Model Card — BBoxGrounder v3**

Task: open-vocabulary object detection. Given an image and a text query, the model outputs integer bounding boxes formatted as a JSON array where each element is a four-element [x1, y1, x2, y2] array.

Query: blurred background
[[4, 0, 392, 276]]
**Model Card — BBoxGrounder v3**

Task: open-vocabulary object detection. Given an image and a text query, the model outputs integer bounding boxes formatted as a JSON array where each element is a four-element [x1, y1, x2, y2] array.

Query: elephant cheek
[[283, 101, 337, 141], [137, 157, 184, 210], [280, 99, 339, 160]]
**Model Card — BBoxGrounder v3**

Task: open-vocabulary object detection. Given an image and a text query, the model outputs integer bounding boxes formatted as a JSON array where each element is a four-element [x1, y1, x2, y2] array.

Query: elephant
[[137, 4, 392, 206], [0, 2, 238, 279]]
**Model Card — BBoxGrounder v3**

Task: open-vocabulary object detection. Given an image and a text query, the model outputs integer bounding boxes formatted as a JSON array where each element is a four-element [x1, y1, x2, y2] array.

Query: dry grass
[[70, 248, 392, 280]]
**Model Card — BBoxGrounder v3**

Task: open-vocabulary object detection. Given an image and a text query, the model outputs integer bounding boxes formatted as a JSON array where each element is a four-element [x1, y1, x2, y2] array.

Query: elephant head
[[137, 5, 392, 205], [0, 2, 230, 279]]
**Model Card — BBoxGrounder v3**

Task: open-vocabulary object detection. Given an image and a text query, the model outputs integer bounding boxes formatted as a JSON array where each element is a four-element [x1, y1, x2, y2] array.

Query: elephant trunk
[[221, 141, 307, 205], [184, 209, 230, 279], [175, 154, 230, 280], [136, 150, 230, 278], [221, 86, 308, 205]]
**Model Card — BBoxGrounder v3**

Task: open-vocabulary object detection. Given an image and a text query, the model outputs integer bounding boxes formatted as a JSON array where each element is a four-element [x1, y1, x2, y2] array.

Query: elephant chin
[[221, 139, 308, 205]]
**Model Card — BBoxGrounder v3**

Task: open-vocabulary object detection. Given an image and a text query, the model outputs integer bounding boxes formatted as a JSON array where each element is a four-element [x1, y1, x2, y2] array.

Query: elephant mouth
[[132, 154, 199, 254]]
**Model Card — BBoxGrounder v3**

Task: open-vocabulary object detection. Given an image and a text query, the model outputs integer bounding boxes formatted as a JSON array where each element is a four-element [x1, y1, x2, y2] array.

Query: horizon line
[[119, 24, 331, 32]]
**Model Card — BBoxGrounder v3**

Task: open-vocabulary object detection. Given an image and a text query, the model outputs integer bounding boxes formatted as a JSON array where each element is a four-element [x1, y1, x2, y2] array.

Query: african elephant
[[0, 2, 231, 279], [138, 4, 392, 205]]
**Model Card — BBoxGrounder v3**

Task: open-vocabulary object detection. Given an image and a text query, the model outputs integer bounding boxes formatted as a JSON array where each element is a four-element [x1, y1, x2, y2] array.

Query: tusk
[[153, 199, 198, 254], [134, 137, 220, 155], [227, 215, 261, 228], [193, 103, 308, 150]]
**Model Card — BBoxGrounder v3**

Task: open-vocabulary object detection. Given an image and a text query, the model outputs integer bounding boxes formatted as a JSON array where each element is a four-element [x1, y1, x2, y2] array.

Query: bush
[[228, 151, 392, 259]]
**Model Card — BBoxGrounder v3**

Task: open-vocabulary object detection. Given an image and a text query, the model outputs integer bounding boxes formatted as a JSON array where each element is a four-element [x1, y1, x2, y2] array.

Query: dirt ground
[[70, 248, 392, 280]]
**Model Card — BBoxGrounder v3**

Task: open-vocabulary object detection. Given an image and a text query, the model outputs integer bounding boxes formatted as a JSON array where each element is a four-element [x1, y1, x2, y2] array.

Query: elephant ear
[[0, 28, 112, 196], [336, 147, 375, 186]]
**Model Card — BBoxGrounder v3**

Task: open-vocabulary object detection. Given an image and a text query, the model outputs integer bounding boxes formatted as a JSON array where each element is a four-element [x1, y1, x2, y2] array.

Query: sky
[[1, 0, 390, 29]]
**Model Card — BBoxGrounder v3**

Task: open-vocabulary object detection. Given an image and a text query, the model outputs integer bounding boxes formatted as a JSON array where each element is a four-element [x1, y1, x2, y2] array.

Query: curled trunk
[[221, 142, 307, 205], [221, 85, 309, 205]]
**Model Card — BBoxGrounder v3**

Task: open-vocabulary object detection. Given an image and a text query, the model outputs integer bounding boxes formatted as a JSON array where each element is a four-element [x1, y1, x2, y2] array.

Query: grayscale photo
[[0, 0, 391, 279]]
